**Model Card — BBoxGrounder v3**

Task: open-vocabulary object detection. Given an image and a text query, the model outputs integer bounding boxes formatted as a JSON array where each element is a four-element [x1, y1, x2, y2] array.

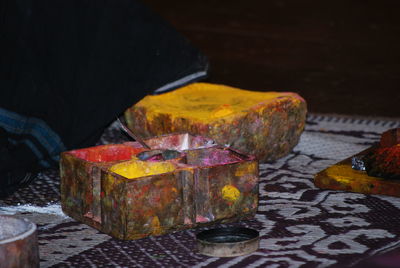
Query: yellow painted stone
[[325, 164, 368, 184], [135, 83, 295, 122], [110, 160, 176, 179], [125, 82, 307, 162]]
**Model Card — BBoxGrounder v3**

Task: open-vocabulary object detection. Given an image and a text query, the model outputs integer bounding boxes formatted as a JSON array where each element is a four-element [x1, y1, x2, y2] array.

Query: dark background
[[142, 0, 400, 118]]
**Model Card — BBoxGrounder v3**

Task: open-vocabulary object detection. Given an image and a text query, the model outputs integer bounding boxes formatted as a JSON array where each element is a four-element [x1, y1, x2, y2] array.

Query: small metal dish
[[196, 227, 259, 257], [0, 215, 39, 268]]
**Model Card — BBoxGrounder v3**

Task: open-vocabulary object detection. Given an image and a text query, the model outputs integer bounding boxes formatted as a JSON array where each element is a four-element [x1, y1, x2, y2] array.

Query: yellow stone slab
[[125, 83, 307, 162]]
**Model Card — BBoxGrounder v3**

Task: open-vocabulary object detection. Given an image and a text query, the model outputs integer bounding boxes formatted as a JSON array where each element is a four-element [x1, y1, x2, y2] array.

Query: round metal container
[[0, 215, 39, 268], [196, 227, 259, 257]]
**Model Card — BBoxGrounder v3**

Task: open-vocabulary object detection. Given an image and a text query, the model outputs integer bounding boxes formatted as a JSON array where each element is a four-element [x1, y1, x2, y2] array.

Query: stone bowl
[[0, 215, 39, 268]]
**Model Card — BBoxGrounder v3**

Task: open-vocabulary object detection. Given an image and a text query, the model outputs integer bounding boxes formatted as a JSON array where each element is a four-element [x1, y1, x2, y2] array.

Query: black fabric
[[0, 0, 208, 151], [0, 126, 40, 198]]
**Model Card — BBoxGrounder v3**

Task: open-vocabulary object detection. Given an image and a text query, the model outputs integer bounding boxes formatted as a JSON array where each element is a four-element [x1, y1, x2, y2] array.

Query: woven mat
[[1, 114, 400, 268]]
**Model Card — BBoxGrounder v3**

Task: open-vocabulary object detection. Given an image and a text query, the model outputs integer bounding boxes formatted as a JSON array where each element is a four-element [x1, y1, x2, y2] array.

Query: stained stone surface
[[125, 83, 307, 162]]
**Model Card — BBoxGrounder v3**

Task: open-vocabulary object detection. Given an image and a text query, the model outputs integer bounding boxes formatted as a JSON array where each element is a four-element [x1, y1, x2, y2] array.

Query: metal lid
[[196, 227, 259, 257]]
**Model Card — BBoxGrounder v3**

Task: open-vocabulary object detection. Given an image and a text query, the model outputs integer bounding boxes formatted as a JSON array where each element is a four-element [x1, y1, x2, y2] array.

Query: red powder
[[69, 144, 145, 162]]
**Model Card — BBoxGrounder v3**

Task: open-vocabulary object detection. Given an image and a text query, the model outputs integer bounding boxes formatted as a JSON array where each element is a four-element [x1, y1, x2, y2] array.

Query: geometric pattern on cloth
[[1, 113, 400, 267]]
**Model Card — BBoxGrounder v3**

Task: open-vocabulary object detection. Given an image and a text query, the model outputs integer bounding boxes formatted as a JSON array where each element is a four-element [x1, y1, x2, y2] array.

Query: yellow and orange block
[[125, 83, 307, 162]]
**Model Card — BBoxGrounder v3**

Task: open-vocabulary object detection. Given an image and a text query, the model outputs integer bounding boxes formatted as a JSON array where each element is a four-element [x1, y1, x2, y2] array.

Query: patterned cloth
[[1, 113, 400, 268]]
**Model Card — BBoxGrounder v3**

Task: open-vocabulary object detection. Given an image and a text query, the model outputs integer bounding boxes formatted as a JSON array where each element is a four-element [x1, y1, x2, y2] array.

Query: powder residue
[[222, 185, 241, 202], [0, 203, 67, 218], [0, 216, 34, 240], [211, 104, 234, 118], [191, 149, 240, 167], [110, 160, 176, 179], [137, 83, 297, 122]]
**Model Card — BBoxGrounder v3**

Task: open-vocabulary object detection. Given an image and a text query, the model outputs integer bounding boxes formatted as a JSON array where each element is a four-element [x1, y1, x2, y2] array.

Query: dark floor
[[143, 0, 400, 118]]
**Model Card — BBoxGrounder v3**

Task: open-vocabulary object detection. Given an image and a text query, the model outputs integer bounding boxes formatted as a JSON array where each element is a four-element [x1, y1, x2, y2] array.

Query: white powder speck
[[0, 203, 67, 218]]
